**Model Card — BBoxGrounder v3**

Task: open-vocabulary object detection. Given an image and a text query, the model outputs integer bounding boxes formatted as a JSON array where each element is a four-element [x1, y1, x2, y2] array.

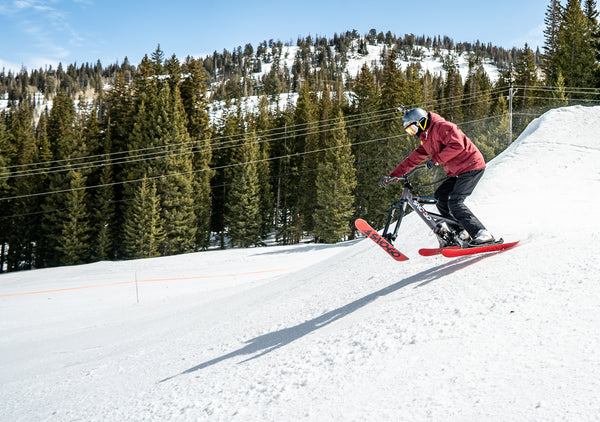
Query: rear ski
[[441, 240, 519, 258]]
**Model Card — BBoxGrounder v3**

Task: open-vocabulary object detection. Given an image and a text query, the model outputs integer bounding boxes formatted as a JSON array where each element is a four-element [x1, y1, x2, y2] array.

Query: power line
[[0, 113, 518, 219], [0, 107, 400, 179], [0, 110, 517, 205], [0, 84, 589, 203], [0, 131, 406, 202], [1, 88, 511, 180]]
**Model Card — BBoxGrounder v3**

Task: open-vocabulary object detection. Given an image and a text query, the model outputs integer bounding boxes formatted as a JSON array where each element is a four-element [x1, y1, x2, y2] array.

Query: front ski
[[355, 219, 409, 261], [441, 240, 519, 258], [418, 246, 460, 256]]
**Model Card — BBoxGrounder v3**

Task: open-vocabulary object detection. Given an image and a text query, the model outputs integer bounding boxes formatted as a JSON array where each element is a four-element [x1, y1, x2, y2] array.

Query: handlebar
[[390, 165, 427, 182], [383, 164, 444, 192]]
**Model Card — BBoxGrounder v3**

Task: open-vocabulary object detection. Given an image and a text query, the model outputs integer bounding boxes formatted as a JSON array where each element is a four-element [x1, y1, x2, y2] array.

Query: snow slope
[[1, 106, 600, 421]]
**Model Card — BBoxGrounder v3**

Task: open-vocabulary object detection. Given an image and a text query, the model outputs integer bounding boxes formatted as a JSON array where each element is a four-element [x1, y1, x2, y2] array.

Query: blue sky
[[0, 0, 549, 72]]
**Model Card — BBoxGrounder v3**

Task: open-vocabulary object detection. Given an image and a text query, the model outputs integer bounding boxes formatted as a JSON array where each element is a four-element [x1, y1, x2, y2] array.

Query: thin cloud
[[512, 23, 545, 50], [4, 0, 87, 66], [10, 0, 54, 13], [22, 23, 71, 58]]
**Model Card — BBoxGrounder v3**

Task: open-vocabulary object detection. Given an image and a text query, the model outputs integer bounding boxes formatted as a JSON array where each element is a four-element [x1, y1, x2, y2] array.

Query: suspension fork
[[382, 188, 410, 242]]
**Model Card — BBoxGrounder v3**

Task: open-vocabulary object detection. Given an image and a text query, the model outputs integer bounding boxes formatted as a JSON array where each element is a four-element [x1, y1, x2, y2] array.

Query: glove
[[426, 159, 437, 169], [378, 176, 393, 187]]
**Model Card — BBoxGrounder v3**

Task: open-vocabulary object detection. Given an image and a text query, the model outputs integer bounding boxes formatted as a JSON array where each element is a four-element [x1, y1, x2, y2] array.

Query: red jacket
[[390, 112, 486, 178]]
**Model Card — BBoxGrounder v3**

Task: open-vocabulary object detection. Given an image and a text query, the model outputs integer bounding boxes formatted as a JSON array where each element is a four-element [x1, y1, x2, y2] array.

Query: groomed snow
[[1, 105, 600, 421]]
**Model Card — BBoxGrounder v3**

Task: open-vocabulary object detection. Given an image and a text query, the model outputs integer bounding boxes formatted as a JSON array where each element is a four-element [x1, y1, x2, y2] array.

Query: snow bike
[[355, 166, 519, 259]]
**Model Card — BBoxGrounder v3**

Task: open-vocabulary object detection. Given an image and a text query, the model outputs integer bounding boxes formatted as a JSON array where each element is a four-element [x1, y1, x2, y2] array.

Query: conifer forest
[[2, 0, 600, 271]]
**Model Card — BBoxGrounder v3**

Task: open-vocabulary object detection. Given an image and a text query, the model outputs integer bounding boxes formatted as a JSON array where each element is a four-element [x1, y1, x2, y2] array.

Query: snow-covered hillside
[[256, 43, 499, 83], [1, 106, 599, 421], [209, 43, 500, 122], [2, 42, 499, 119]]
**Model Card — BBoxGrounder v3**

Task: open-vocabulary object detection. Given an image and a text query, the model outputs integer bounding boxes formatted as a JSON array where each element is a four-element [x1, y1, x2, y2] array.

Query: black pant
[[434, 169, 486, 237]]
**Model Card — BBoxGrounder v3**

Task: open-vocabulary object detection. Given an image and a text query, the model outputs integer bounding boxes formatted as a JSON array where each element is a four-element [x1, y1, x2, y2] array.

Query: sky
[[0, 0, 550, 73]]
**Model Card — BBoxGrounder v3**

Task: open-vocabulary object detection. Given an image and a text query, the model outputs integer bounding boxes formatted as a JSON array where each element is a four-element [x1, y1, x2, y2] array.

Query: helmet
[[401, 107, 428, 136]]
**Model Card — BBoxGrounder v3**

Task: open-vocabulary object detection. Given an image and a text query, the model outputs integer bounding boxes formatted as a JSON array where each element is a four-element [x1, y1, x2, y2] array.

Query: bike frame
[[381, 166, 467, 247]]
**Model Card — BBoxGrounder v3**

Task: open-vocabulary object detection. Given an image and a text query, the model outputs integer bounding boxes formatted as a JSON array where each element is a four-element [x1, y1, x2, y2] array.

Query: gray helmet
[[401, 107, 428, 129]]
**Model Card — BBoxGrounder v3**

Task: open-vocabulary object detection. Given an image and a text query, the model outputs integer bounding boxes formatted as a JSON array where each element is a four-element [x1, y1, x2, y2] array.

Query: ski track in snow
[[1, 105, 600, 421]]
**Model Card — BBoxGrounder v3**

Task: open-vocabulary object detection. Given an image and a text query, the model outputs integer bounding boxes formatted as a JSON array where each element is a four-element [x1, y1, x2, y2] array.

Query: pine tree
[[313, 108, 356, 243], [584, 0, 600, 85], [121, 55, 196, 257], [0, 111, 12, 271], [103, 71, 133, 218], [463, 54, 492, 121], [350, 64, 382, 230], [122, 177, 165, 258], [225, 130, 262, 247], [0, 113, 9, 191], [93, 156, 115, 261], [372, 49, 410, 228], [104, 70, 134, 155], [271, 107, 296, 244], [31, 110, 52, 268], [5, 103, 40, 270], [56, 170, 90, 266], [252, 95, 275, 239], [41, 93, 91, 267], [513, 44, 540, 132], [151, 45, 165, 76], [180, 57, 214, 249], [556, 0, 598, 88], [404, 62, 425, 106], [78, 103, 116, 261], [491, 94, 511, 156], [440, 53, 464, 122], [306, 84, 335, 234], [542, 0, 564, 84], [210, 105, 244, 248], [552, 72, 570, 107], [294, 81, 318, 238], [461, 55, 494, 160], [158, 83, 197, 255], [91, 126, 116, 261]]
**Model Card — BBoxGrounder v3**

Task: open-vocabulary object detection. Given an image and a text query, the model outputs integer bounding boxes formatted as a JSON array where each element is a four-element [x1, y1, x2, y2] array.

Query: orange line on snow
[[0, 267, 295, 298]]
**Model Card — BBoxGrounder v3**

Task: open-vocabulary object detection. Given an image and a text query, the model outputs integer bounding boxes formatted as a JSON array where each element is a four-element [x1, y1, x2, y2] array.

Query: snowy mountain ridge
[[208, 42, 500, 122], [1, 42, 500, 123], [252, 42, 500, 83], [1, 105, 599, 420]]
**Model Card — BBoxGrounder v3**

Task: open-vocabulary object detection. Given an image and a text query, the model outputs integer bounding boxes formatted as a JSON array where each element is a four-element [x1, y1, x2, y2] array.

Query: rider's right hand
[[378, 176, 393, 187]]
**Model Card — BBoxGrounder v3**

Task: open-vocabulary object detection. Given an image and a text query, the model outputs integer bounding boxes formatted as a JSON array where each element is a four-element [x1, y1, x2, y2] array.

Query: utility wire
[[1, 88, 512, 179], [1, 84, 595, 203]]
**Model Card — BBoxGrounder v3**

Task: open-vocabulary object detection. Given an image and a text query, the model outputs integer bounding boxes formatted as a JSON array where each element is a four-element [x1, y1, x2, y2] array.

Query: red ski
[[418, 246, 460, 256], [441, 240, 519, 258], [355, 219, 409, 261]]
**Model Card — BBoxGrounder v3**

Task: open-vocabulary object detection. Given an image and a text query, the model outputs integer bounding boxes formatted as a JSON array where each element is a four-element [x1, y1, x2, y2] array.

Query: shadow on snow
[[160, 255, 485, 383]]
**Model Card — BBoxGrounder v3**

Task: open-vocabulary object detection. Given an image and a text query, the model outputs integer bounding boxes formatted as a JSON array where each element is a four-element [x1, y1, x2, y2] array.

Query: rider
[[379, 106, 495, 246]]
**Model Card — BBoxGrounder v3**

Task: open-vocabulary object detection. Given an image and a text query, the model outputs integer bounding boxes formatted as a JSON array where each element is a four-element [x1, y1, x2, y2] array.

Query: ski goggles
[[404, 122, 419, 136]]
